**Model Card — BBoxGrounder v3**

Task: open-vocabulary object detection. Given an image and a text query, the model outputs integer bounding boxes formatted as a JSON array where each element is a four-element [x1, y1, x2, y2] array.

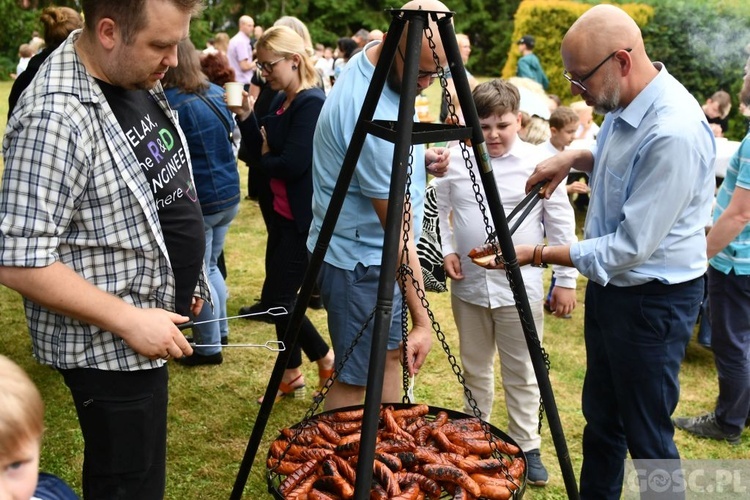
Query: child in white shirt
[[433, 79, 579, 486]]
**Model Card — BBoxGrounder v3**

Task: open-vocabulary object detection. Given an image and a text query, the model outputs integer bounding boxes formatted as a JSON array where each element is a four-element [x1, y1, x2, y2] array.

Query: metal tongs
[[485, 181, 547, 242], [180, 306, 288, 350], [190, 340, 286, 351]]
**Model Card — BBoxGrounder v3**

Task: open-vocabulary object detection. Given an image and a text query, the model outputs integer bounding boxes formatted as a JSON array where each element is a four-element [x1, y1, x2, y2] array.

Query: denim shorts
[[318, 261, 404, 386]]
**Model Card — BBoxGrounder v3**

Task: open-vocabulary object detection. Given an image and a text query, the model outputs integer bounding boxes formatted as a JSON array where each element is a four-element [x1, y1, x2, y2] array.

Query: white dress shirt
[[433, 138, 578, 308]]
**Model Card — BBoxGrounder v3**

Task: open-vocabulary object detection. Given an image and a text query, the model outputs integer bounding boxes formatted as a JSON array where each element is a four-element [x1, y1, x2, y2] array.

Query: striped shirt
[[1, 31, 209, 371], [710, 135, 750, 275]]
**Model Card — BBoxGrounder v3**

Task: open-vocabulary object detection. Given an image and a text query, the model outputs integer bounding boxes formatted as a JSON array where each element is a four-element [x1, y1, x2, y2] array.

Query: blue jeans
[[709, 266, 750, 435], [194, 203, 239, 355], [579, 277, 702, 500]]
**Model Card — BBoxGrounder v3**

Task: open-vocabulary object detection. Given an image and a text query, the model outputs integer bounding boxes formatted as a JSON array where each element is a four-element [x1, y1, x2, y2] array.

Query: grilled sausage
[[470, 474, 516, 500], [394, 471, 441, 499], [457, 457, 507, 474], [374, 452, 402, 472], [279, 459, 319, 496], [392, 404, 430, 420], [317, 421, 342, 444], [285, 474, 317, 500], [307, 488, 337, 500], [373, 459, 401, 497], [330, 454, 357, 484], [312, 475, 355, 499], [392, 481, 421, 500], [421, 463, 481, 498]]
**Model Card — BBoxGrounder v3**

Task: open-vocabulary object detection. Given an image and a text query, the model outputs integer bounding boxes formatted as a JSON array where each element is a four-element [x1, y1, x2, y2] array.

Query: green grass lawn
[[1, 79, 748, 499]]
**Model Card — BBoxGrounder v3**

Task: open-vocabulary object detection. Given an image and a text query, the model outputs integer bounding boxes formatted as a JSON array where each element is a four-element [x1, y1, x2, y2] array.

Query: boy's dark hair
[[472, 79, 520, 118], [549, 106, 580, 130]]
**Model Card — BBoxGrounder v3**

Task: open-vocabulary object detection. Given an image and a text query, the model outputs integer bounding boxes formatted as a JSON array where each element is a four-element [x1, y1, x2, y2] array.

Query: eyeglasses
[[397, 46, 441, 80], [563, 48, 632, 92], [256, 57, 286, 73]]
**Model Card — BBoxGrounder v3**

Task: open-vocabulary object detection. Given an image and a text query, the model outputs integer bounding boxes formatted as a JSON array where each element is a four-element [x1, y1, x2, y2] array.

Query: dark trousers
[[709, 266, 750, 434], [579, 277, 702, 500], [263, 213, 328, 367], [696, 271, 711, 346], [60, 366, 168, 500]]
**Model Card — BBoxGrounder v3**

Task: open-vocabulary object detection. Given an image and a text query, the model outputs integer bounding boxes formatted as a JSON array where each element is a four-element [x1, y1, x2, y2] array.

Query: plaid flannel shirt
[[0, 31, 210, 371]]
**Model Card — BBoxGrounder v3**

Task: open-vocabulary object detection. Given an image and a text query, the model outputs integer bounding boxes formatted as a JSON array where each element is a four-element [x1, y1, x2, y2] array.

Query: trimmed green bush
[[501, 0, 653, 102]]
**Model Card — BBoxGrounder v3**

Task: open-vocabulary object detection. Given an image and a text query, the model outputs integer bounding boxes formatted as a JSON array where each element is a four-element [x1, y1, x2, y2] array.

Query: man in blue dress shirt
[[477, 5, 716, 499]]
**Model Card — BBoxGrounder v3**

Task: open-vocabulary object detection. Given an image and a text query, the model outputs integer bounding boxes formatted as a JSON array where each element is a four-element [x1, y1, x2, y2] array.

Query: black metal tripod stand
[[231, 8, 579, 500]]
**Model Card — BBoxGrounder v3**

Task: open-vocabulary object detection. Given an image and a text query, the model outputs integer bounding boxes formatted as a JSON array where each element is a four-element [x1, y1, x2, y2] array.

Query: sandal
[[313, 367, 335, 399], [257, 374, 305, 404]]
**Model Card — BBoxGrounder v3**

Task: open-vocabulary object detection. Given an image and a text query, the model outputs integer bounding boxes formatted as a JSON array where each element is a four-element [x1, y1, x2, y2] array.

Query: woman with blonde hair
[[213, 32, 230, 54], [231, 26, 334, 402]]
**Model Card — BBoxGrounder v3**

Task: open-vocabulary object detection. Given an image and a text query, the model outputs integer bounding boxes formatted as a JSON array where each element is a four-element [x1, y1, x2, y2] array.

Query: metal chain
[[430, 10, 551, 432], [456, 125, 551, 434], [400, 144, 415, 403]]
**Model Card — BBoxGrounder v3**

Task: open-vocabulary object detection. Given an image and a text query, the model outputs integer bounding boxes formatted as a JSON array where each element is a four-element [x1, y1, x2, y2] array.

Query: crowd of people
[[2, 0, 747, 499]]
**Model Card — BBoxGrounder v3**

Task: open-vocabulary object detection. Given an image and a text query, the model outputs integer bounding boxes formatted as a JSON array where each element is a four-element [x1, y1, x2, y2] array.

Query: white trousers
[[451, 294, 545, 451]]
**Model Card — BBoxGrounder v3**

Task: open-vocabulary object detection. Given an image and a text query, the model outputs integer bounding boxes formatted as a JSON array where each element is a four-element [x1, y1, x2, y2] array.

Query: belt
[[607, 275, 703, 295]]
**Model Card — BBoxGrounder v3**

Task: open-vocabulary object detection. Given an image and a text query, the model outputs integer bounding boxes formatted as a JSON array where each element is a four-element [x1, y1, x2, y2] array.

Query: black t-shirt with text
[[98, 80, 204, 315]]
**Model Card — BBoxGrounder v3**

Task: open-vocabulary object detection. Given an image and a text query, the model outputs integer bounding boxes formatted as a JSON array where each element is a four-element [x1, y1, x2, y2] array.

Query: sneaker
[[173, 352, 223, 367], [673, 412, 741, 445], [238, 302, 275, 323], [525, 449, 549, 486]]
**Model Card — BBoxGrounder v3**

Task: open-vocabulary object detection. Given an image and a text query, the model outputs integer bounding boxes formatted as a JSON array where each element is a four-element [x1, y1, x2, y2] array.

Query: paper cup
[[225, 82, 244, 107]]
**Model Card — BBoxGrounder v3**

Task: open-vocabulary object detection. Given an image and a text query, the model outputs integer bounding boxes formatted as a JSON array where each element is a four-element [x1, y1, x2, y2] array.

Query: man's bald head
[[398, 0, 451, 66], [561, 4, 657, 113], [239, 15, 254, 35], [563, 4, 641, 61], [401, 0, 449, 13]]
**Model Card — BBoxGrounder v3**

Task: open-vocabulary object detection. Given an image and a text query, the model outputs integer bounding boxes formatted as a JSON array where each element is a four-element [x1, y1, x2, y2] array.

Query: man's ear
[[97, 18, 118, 51]]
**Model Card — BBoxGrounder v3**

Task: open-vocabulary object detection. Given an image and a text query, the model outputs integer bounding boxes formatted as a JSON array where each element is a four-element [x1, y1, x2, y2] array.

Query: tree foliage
[[3, 0, 748, 139], [1, 0, 520, 80], [577, 0, 750, 139]]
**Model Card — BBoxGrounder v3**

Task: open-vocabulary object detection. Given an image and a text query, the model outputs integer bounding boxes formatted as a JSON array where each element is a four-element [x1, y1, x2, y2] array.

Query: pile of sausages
[[267, 404, 526, 499]]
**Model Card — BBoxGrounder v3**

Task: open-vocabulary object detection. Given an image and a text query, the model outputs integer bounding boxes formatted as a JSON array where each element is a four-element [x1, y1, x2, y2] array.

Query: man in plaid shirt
[[0, 1, 208, 498]]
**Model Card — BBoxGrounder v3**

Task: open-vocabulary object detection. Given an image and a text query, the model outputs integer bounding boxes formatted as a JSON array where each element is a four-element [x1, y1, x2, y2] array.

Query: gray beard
[[593, 72, 621, 115]]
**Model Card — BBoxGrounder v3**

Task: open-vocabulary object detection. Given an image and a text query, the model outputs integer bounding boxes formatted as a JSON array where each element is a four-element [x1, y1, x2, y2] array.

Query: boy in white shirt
[[433, 79, 579, 487], [540, 106, 588, 314], [540, 106, 578, 155]]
